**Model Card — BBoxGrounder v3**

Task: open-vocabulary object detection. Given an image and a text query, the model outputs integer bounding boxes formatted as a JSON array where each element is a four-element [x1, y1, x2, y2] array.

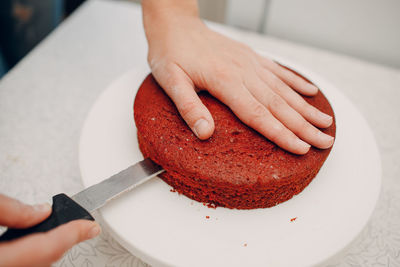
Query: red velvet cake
[[134, 71, 336, 209]]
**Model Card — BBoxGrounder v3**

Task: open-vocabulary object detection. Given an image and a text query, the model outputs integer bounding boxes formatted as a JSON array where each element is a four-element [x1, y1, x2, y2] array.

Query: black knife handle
[[0, 193, 94, 242]]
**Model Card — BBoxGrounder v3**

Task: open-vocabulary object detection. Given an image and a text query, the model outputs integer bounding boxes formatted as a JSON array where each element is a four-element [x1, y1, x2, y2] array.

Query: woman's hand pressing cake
[[142, 0, 334, 155]]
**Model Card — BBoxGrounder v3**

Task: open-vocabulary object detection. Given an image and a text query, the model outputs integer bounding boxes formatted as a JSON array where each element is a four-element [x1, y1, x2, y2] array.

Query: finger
[[246, 78, 334, 149], [0, 220, 100, 267], [210, 81, 310, 154], [256, 67, 333, 128], [258, 56, 318, 96], [151, 62, 215, 139], [0, 194, 51, 228]]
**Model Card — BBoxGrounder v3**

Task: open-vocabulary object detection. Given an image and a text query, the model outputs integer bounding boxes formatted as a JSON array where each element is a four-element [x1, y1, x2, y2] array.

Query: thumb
[[0, 194, 51, 229], [151, 62, 215, 139]]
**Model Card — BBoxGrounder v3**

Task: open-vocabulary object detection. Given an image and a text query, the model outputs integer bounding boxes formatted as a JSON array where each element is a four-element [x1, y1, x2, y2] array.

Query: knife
[[0, 158, 164, 242]]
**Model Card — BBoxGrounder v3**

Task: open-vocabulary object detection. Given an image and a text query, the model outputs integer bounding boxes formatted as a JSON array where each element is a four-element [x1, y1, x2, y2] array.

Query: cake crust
[[134, 72, 336, 209]]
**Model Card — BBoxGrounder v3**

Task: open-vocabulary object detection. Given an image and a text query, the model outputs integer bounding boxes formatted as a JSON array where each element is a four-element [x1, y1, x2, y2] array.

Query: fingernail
[[319, 112, 332, 124], [193, 119, 209, 138], [297, 138, 311, 150], [33, 203, 51, 213], [307, 84, 319, 94], [319, 131, 334, 144], [88, 224, 101, 239]]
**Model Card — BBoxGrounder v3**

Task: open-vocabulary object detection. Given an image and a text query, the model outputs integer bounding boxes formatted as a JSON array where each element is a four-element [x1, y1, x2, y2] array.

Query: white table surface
[[0, 0, 399, 266]]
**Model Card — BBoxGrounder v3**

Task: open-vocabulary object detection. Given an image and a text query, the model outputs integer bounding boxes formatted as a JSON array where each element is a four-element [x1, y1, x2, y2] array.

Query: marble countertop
[[0, 0, 399, 266]]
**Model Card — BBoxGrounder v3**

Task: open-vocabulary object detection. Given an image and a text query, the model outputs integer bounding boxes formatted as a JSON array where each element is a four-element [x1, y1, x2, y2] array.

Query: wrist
[[142, 0, 200, 25], [142, 0, 202, 36]]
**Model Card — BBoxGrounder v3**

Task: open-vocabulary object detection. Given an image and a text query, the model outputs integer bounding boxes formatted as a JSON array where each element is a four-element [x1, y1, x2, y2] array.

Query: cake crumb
[[170, 188, 177, 193], [243, 243, 247, 247], [206, 203, 217, 209], [290, 217, 297, 222], [206, 216, 210, 219]]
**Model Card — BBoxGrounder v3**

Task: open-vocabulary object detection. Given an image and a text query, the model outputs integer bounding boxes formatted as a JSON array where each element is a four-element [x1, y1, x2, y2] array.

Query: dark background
[[0, 0, 86, 78]]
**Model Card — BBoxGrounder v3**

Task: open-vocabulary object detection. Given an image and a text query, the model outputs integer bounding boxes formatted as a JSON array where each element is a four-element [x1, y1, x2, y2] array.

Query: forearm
[[142, 0, 199, 31], [141, 0, 204, 60]]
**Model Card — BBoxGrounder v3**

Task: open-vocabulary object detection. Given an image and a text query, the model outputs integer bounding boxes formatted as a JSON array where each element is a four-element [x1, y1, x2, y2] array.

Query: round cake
[[134, 71, 336, 210]]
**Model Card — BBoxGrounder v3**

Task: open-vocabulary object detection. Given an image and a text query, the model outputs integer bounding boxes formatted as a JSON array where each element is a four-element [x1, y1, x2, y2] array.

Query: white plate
[[79, 56, 381, 267]]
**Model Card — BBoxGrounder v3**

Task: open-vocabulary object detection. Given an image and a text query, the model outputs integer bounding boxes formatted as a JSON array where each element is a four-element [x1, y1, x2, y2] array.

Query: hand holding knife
[[0, 158, 164, 242]]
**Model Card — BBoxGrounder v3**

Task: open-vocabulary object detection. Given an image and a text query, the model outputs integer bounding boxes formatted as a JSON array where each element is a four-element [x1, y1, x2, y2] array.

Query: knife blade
[[72, 158, 164, 212], [0, 158, 164, 242]]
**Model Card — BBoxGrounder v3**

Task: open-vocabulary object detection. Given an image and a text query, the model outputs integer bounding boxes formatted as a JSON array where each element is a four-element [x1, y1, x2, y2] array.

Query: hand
[[142, 0, 334, 154], [0, 194, 101, 267]]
